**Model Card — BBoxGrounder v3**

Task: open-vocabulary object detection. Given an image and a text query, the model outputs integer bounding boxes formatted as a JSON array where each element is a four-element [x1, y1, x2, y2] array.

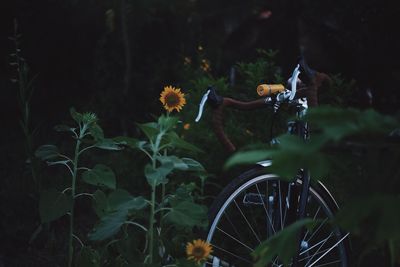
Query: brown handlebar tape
[[212, 98, 266, 153]]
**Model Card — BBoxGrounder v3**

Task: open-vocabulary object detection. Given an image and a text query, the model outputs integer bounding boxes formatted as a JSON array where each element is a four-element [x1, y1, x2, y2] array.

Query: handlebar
[[195, 60, 331, 153], [212, 96, 268, 153]]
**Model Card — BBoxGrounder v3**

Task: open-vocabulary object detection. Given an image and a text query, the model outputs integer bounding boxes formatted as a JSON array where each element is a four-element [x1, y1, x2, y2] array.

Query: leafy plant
[[35, 108, 123, 267], [10, 19, 40, 192], [87, 86, 208, 266], [236, 49, 284, 90]]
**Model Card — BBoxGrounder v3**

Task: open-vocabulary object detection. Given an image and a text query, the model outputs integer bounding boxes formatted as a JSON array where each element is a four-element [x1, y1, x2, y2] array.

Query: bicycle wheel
[[206, 167, 349, 267]]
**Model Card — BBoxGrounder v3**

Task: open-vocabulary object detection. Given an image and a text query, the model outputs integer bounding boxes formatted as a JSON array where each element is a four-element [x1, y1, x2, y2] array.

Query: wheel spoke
[[216, 226, 254, 252], [311, 259, 341, 267], [223, 211, 242, 241], [255, 184, 276, 234], [233, 200, 262, 244], [210, 243, 253, 264], [300, 232, 333, 256], [283, 183, 291, 226], [278, 181, 283, 230], [307, 233, 349, 267], [306, 217, 328, 243], [303, 206, 321, 241]]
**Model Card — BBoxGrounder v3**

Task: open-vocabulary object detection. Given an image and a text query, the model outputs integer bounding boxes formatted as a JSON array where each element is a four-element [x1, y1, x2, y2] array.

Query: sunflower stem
[[147, 129, 164, 264]]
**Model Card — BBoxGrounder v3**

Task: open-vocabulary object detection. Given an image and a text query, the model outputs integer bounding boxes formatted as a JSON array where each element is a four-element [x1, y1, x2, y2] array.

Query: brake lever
[[289, 64, 301, 100], [195, 89, 211, 122]]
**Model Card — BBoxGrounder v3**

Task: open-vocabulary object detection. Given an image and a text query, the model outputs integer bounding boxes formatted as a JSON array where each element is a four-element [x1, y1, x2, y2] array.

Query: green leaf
[[82, 164, 116, 189], [92, 190, 108, 218], [158, 155, 188, 170], [70, 107, 83, 124], [165, 200, 208, 228], [158, 115, 179, 130], [108, 189, 147, 211], [89, 123, 104, 141], [306, 107, 398, 141], [76, 247, 101, 267], [225, 150, 270, 169], [108, 189, 132, 208], [225, 135, 329, 179], [117, 196, 147, 211], [137, 122, 159, 142], [35, 145, 60, 160], [94, 138, 123, 151], [335, 195, 400, 241], [159, 156, 205, 172], [168, 183, 196, 206], [113, 136, 141, 149], [181, 158, 206, 172], [39, 189, 71, 223], [89, 209, 128, 241], [54, 124, 75, 133], [144, 161, 174, 186], [82, 112, 98, 125], [93, 189, 147, 219], [166, 132, 203, 153], [253, 219, 318, 266]]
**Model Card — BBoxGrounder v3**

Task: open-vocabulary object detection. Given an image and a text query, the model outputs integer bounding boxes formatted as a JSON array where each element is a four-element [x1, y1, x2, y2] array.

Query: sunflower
[[159, 86, 186, 112], [186, 239, 213, 264]]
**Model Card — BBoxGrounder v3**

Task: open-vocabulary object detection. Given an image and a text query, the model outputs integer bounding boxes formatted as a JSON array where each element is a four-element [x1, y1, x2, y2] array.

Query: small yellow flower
[[245, 129, 254, 136], [159, 86, 186, 112], [183, 123, 190, 130], [200, 59, 211, 72], [184, 57, 192, 65], [197, 45, 203, 51], [186, 239, 213, 264]]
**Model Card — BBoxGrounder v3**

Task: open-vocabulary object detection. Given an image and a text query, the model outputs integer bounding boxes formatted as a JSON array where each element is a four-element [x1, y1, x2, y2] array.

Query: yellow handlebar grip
[[257, 84, 285, 96]]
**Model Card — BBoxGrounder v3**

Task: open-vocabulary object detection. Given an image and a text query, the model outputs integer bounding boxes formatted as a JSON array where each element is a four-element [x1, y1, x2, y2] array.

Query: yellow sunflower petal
[[186, 239, 213, 263], [159, 85, 186, 112]]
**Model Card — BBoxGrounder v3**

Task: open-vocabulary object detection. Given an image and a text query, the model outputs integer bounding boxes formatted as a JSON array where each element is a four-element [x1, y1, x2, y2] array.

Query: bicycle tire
[[206, 167, 349, 267]]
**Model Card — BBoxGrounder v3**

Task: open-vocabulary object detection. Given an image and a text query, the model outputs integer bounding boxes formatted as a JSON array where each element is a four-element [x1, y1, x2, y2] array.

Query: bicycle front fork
[[291, 169, 311, 267]]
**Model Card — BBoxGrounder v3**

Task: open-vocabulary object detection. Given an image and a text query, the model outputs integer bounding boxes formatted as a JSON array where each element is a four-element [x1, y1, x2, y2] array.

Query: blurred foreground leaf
[[225, 107, 399, 179], [253, 219, 318, 266]]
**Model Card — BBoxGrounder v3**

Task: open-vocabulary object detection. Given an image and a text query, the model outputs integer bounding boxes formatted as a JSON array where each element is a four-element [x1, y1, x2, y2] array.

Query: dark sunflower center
[[165, 93, 179, 107], [192, 247, 205, 258]]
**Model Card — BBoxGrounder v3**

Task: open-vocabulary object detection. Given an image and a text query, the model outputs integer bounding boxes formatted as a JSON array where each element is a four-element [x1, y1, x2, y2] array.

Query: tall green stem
[[68, 126, 84, 267], [147, 130, 164, 263], [148, 182, 156, 263]]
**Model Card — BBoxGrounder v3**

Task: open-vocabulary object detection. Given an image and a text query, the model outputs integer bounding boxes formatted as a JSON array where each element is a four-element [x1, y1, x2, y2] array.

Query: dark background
[[1, 0, 399, 131], [0, 0, 399, 265]]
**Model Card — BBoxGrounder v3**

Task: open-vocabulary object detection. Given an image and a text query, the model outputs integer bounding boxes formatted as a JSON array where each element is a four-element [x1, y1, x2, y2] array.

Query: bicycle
[[195, 59, 350, 267]]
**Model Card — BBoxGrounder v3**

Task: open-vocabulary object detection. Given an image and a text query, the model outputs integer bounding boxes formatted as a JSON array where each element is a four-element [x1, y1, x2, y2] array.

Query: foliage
[[35, 108, 123, 267], [35, 101, 209, 266], [97, 112, 208, 265], [236, 49, 284, 90], [253, 219, 319, 266], [226, 106, 400, 265], [9, 20, 41, 193], [319, 73, 357, 107]]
